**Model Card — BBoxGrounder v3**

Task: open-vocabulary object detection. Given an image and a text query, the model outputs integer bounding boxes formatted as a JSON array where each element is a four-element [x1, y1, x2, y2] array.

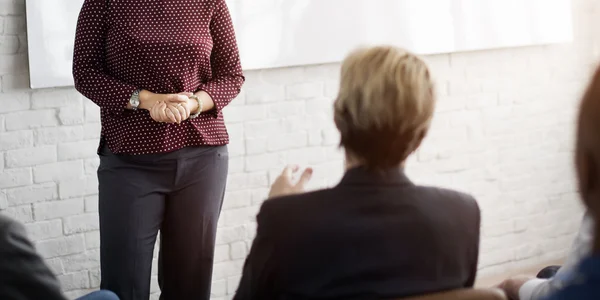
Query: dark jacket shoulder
[[0, 214, 66, 300], [418, 185, 480, 213], [259, 184, 480, 226]]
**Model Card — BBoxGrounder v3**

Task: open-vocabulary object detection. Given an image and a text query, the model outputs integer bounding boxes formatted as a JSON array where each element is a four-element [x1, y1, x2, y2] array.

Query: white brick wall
[[1, 0, 599, 299]]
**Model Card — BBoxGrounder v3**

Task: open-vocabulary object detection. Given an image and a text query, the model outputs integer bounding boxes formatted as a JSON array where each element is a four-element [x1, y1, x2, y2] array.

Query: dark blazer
[[234, 167, 481, 300], [0, 214, 66, 300]]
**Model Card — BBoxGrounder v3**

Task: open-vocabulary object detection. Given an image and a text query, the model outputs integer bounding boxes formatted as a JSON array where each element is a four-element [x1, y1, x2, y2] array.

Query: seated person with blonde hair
[[233, 46, 482, 300]]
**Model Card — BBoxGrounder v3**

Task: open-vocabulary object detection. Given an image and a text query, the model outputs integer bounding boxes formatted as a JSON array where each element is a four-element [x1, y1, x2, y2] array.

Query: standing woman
[[72, 0, 244, 299]]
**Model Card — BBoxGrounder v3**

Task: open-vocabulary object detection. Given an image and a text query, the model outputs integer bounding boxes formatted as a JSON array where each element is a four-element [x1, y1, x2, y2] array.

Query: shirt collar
[[337, 166, 413, 187]]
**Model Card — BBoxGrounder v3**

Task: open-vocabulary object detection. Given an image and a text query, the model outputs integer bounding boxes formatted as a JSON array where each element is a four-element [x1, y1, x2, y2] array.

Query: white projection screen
[[26, 0, 573, 89]]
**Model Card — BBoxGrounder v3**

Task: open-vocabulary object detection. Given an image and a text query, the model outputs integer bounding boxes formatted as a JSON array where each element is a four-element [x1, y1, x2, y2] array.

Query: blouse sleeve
[[72, 0, 138, 116], [199, 0, 245, 118]]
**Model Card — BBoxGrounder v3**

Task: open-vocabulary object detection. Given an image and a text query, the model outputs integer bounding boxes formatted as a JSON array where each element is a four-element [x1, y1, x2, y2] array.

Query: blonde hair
[[334, 46, 435, 170]]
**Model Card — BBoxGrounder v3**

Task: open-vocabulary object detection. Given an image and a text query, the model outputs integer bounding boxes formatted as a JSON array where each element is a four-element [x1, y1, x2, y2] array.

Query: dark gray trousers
[[97, 145, 228, 300]]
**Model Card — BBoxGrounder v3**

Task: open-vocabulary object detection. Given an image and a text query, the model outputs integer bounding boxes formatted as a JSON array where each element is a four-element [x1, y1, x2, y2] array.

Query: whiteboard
[[26, 0, 573, 89], [26, 0, 84, 89]]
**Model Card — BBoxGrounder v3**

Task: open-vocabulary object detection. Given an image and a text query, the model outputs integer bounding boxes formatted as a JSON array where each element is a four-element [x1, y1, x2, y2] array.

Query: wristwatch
[[129, 89, 141, 110]]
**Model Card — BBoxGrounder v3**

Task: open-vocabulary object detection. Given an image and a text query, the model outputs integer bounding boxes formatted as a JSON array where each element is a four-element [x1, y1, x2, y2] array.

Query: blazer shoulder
[[420, 186, 480, 213], [0, 214, 32, 261], [257, 189, 334, 224], [0, 213, 16, 227], [0, 214, 27, 240], [262, 187, 333, 208], [0, 215, 67, 300]]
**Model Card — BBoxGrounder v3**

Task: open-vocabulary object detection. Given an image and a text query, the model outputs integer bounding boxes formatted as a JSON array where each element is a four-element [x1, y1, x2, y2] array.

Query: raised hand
[[268, 165, 313, 199]]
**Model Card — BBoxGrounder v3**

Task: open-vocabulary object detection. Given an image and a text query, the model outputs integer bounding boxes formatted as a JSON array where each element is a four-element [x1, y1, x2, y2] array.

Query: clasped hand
[[150, 92, 196, 124]]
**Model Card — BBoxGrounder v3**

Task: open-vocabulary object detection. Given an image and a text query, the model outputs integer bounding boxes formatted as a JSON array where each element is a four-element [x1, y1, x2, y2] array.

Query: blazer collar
[[338, 166, 413, 187]]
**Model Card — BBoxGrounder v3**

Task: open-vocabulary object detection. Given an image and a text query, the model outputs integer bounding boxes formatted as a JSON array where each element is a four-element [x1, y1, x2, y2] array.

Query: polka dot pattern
[[73, 0, 244, 155]]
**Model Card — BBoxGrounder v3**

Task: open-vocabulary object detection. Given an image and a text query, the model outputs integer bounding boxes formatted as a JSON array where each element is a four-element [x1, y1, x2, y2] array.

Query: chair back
[[399, 288, 507, 300]]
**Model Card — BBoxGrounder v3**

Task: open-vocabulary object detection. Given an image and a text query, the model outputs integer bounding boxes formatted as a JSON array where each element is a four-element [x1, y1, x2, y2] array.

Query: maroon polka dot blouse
[[73, 0, 245, 155]]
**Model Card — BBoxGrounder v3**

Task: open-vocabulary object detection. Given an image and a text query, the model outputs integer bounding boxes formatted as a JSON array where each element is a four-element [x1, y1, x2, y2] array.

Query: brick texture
[[1, 0, 599, 298]]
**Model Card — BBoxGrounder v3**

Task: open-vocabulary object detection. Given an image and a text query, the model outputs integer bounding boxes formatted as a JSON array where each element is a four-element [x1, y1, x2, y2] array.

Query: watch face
[[130, 97, 140, 108]]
